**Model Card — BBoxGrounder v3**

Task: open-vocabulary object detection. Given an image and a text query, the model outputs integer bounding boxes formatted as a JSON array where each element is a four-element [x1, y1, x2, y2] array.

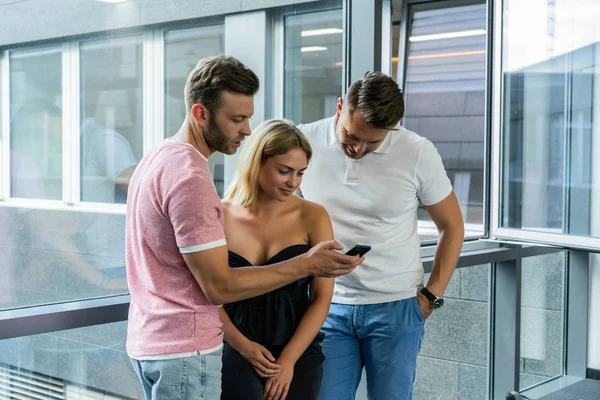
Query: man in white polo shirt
[[299, 72, 465, 400]]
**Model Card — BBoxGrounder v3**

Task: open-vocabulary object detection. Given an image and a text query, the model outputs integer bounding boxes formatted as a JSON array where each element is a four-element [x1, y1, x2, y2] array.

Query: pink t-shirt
[[125, 140, 226, 357]]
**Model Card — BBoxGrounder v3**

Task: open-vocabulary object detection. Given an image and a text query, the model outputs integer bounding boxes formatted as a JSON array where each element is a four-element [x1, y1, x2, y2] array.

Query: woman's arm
[[219, 307, 249, 352], [277, 203, 335, 365], [219, 307, 281, 377]]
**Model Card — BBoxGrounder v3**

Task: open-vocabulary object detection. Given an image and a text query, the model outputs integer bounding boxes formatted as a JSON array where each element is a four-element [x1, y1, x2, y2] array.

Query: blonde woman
[[220, 119, 337, 400]]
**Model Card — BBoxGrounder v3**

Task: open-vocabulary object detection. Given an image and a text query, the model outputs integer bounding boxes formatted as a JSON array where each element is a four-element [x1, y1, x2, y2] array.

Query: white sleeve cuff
[[179, 238, 227, 254]]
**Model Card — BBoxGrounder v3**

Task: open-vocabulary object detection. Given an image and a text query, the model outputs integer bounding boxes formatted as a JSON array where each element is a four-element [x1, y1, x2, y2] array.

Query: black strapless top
[[224, 244, 323, 349]]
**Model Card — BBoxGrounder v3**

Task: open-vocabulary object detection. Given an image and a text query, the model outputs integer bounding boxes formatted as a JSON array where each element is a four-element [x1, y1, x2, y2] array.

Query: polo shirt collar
[[326, 116, 394, 155], [326, 116, 338, 146]]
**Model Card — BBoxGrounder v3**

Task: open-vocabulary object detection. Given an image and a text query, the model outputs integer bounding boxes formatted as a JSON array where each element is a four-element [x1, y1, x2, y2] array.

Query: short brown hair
[[344, 72, 404, 129], [184, 55, 260, 114]]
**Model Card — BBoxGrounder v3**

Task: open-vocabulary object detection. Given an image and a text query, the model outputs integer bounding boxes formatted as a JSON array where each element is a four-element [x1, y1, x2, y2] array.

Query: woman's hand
[[239, 340, 282, 378], [264, 358, 295, 400]]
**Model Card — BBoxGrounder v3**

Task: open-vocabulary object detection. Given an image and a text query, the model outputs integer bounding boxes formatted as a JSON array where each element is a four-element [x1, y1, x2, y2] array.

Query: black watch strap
[[420, 287, 444, 310]]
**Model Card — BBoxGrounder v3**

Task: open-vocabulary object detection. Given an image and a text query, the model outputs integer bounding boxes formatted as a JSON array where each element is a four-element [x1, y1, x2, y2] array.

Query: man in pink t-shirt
[[126, 56, 363, 400]]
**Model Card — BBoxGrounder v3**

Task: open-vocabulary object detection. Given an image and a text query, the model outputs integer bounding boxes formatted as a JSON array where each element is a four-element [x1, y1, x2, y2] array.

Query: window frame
[[0, 20, 224, 215], [489, 0, 600, 251], [397, 0, 492, 243], [273, 0, 344, 121]]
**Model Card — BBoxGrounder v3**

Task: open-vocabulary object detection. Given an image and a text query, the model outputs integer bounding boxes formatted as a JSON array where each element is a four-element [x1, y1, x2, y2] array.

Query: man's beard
[[204, 117, 232, 154]]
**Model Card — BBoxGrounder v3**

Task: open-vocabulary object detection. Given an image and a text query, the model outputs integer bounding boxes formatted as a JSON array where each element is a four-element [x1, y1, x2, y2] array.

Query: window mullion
[[1, 51, 9, 200], [62, 41, 80, 206], [143, 29, 164, 155]]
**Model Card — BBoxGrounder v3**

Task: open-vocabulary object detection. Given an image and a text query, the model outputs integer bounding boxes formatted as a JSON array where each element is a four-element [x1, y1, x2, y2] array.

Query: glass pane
[[284, 8, 343, 124], [165, 25, 225, 137], [415, 264, 490, 400], [0, 206, 127, 311], [404, 1, 487, 236], [10, 47, 63, 200], [0, 321, 142, 399], [165, 25, 225, 196], [501, 0, 600, 238], [80, 36, 143, 204], [520, 252, 566, 389]]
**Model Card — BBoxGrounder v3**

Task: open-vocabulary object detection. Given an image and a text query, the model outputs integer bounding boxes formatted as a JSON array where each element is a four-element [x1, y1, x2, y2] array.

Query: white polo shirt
[[299, 116, 453, 304]]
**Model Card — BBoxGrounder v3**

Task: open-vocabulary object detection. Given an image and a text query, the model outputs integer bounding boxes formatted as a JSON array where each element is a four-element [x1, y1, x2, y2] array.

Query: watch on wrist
[[420, 287, 444, 310]]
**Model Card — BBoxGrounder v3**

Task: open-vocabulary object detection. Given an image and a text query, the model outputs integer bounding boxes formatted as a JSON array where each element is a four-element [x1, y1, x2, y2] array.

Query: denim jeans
[[130, 348, 222, 400], [317, 297, 425, 400]]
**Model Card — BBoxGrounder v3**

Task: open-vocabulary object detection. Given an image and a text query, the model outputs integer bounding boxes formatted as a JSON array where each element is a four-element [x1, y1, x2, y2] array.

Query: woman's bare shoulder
[[221, 200, 246, 219], [296, 196, 329, 223]]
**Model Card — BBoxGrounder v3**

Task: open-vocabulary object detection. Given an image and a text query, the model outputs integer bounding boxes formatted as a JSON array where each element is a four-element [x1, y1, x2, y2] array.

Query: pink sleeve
[[164, 173, 226, 253]]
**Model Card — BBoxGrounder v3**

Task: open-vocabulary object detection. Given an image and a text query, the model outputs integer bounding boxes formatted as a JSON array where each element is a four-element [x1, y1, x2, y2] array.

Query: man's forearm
[[426, 224, 464, 296], [219, 256, 311, 303]]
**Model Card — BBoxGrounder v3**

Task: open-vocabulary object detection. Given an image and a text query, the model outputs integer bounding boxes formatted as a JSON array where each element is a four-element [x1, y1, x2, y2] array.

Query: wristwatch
[[420, 287, 444, 310]]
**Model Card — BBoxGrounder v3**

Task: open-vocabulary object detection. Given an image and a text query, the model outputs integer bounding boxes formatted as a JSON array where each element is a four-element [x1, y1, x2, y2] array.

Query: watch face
[[432, 298, 444, 309]]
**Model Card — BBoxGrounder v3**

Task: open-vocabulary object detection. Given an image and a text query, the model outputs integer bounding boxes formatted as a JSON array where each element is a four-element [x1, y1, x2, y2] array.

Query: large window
[[165, 25, 225, 195], [9, 47, 63, 201], [401, 1, 487, 238], [501, 0, 600, 240], [80, 36, 143, 204], [284, 8, 343, 124]]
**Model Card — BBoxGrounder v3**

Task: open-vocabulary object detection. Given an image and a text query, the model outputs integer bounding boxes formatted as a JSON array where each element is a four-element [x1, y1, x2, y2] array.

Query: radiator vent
[[0, 364, 127, 400], [0, 364, 65, 400]]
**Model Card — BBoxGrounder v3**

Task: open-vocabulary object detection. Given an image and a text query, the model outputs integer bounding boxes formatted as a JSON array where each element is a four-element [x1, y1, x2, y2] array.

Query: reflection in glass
[[0, 206, 128, 312], [165, 25, 225, 195], [80, 36, 143, 204], [0, 322, 141, 399], [403, 2, 487, 231], [520, 252, 566, 389], [501, 0, 600, 238], [10, 47, 63, 200], [284, 9, 343, 125]]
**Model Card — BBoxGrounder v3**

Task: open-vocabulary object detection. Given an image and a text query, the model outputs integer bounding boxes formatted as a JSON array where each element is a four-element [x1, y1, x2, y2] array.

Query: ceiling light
[[301, 28, 343, 37], [409, 29, 486, 42], [95, 0, 130, 3], [408, 50, 486, 60], [301, 46, 328, 52]]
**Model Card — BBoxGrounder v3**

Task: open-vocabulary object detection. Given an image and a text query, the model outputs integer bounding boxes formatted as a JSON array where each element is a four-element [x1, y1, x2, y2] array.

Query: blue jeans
[[318, 297, 425, 400], [130, 348, 222, 400]]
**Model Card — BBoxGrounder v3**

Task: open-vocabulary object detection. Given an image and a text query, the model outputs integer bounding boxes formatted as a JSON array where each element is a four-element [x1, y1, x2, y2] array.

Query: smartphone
[[345, 245, 371, 257]]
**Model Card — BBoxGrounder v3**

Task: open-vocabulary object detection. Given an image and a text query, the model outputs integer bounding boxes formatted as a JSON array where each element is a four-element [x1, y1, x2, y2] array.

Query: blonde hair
[[224, 119, 312, 211]]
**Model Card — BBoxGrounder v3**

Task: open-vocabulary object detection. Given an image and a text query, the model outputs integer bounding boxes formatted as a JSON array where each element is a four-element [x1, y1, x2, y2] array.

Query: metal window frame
[[398, 0, 491, 241], [273, 0, 344, 119], [2, 44, 65, 206], [0, 50, 9, 201], [489, 0, 600, 251], [62, 41, 80, 206], [380, 0, 392, 76], [144, 28, 164, 154], [344, 0, 383, 84], [0, 19, 223, 214]]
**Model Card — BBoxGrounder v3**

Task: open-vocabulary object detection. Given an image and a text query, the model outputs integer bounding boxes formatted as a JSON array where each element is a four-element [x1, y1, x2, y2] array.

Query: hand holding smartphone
[[345, 245, 371, 257]]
